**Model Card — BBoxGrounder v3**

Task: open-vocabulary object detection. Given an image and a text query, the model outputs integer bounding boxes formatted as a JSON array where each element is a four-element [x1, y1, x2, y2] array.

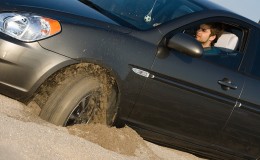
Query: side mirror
[[167, 33, 203, 58]]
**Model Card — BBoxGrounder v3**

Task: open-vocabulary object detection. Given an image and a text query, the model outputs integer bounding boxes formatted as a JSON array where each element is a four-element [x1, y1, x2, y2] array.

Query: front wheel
[[39, 75, 117, 126]]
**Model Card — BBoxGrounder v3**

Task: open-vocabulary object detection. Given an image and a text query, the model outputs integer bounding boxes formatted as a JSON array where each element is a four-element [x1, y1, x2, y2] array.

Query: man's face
[[196, 24, 211, 43]]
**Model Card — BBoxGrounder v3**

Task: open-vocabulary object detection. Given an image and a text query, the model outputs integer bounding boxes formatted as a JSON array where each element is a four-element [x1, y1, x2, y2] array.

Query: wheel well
[[29, 63, 119, 109]]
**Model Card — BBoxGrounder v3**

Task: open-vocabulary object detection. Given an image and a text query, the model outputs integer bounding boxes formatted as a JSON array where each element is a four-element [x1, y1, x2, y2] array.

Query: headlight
[[0, 13, 61, 42]]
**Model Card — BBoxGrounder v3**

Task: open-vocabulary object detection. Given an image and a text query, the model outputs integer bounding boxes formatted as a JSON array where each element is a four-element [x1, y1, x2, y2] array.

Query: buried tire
[[39, 75, 117, 127]]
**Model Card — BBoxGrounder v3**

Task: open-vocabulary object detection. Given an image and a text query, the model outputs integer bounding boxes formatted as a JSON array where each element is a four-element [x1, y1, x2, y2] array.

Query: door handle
[[218, 78, 237, 90]]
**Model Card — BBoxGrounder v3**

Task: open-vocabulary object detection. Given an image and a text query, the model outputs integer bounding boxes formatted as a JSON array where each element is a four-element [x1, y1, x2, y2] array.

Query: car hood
[[0, 0, 119, 25]]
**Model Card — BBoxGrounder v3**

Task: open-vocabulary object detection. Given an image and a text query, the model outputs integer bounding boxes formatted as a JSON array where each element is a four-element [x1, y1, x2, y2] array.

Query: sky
[[209, 0, 260, 23]]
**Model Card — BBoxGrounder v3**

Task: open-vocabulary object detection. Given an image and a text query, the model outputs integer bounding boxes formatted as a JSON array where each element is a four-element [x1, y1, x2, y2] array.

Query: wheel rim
[[65, 92, 99, 126]]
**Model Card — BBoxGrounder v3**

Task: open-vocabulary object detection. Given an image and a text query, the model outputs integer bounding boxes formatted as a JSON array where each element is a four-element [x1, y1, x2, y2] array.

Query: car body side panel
[[38, 22, 160, 119], [128, 49, 245, 145]]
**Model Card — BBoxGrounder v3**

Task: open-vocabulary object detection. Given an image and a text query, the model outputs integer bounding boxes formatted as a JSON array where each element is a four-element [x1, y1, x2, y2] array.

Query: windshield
[[82, 0, 204, 30]]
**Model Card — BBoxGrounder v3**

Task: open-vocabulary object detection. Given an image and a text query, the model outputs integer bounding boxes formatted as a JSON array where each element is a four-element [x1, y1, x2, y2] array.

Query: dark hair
[[206, 23, 224, 45]]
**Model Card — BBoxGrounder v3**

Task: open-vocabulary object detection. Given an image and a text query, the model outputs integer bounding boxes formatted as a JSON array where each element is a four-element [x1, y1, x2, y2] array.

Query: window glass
[[183, 23, 243, 70], [86, 0, 204, 30]]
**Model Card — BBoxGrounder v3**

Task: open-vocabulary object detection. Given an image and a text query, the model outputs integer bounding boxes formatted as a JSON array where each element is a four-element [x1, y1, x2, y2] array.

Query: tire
[[39, 75, 117, 126]]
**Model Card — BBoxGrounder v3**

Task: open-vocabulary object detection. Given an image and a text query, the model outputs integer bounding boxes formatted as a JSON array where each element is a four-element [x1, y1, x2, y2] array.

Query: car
[[0, 0, 259, 159]]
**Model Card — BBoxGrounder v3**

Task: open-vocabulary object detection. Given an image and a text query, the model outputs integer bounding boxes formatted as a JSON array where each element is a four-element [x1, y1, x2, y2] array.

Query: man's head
[[196, 23, 223, 48]]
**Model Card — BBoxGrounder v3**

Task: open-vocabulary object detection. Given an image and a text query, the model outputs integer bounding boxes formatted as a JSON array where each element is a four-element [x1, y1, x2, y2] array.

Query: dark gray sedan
[[0, 0, 259, 159]]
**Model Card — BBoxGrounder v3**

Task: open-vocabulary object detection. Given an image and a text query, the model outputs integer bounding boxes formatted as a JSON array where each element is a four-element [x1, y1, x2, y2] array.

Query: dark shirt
[[203, 47, 222, 55]]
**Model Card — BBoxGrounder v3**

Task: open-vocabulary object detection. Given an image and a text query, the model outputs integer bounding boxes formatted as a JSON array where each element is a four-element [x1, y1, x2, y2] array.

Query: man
[[196, 23, 223, 54]]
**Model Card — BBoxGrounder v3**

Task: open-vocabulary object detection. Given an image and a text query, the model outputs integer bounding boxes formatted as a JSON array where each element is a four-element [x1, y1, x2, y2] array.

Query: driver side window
[[183, 22, 244, 70]]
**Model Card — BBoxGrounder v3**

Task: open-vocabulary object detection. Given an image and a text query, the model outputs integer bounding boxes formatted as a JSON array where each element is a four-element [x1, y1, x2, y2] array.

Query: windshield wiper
[[79, 0, 103, 12]]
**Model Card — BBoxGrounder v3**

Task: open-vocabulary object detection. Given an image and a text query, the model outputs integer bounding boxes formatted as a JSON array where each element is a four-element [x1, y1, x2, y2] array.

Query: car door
[[128, 21, 245, 148], [217, 28, 260, 159]]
